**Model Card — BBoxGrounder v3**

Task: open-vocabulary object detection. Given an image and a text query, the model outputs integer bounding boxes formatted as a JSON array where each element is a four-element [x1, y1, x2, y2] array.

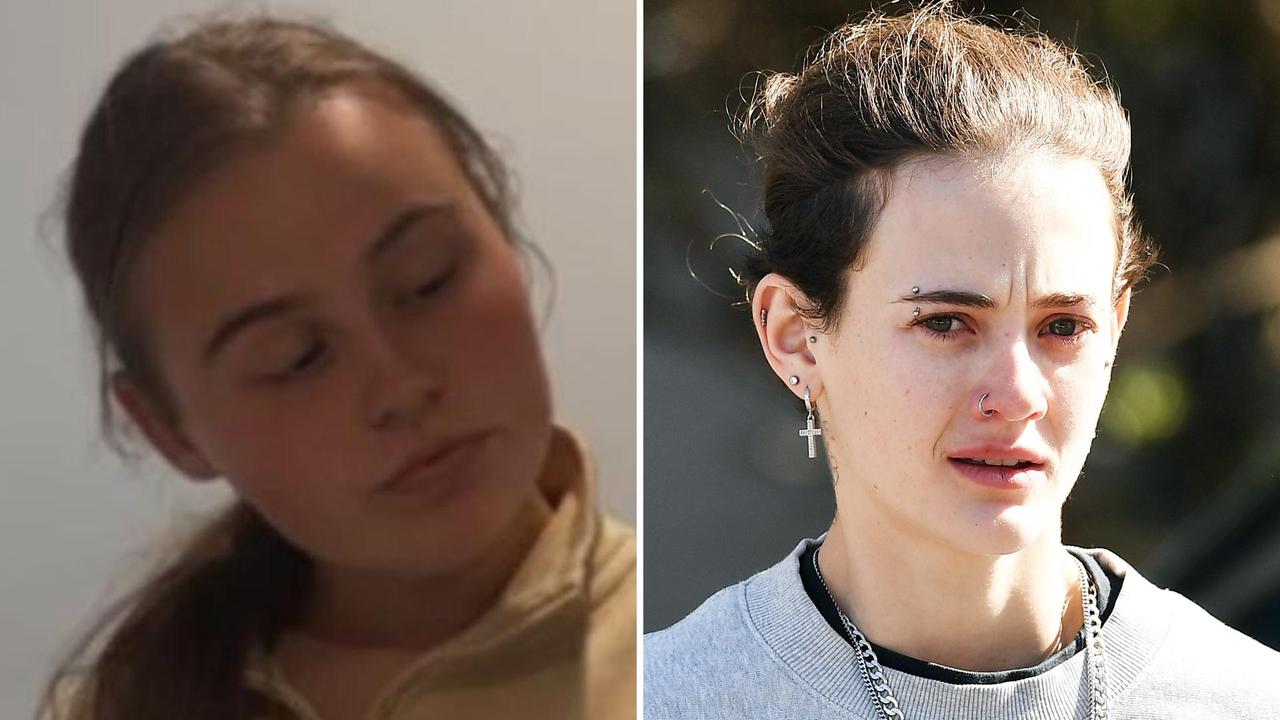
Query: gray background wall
[[0, 1, 634, 715]]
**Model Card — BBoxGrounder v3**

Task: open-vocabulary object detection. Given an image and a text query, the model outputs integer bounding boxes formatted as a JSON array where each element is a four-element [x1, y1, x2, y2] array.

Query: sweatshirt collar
[[743, 537, 1169, 718]]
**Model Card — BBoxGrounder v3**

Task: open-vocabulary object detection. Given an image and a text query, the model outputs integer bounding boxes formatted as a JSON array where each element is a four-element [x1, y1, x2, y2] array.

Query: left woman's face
[[814, 152, 1129, 556], [126, 87, 553, 579]]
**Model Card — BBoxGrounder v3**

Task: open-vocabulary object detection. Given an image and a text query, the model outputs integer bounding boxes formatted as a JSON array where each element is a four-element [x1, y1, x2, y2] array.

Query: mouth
[[946, 456, 1046, 490], [378, 431, 492, 498]]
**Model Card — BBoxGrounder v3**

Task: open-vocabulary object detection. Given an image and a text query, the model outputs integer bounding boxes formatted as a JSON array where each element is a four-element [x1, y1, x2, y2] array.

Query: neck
[[294, 492, 552, 652], [820, 511, 1082, 672]]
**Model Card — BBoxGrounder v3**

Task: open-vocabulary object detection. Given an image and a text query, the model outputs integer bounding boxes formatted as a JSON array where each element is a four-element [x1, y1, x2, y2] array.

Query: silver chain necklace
[[811, 546, 1110, 720]]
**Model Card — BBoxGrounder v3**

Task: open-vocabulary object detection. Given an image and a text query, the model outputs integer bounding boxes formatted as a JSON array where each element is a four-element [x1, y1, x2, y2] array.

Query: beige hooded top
[[47, 427, 636, 720]]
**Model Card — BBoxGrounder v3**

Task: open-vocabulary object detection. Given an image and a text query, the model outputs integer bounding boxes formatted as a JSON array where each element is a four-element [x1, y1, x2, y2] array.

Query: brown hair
[[43, 13, 520, 719], [740, 1, 1158, 331]]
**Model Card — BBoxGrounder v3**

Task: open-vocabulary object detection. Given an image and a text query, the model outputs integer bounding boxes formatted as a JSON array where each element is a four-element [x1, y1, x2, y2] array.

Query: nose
[[360, 325, 442, 430], [976, 335, 1048, 423]]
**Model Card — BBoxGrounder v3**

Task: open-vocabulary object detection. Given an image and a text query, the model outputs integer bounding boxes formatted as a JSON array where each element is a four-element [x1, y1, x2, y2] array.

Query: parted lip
[[946, 442, 1049, 466], [378, 430, 491, 492]]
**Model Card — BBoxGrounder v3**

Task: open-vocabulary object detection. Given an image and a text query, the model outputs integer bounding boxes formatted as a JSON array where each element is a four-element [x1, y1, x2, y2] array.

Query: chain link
[[812, 546, 1108, 720]]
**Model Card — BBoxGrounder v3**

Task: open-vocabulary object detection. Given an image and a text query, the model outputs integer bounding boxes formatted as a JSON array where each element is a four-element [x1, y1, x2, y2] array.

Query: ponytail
[[39, 501, 311, 719]]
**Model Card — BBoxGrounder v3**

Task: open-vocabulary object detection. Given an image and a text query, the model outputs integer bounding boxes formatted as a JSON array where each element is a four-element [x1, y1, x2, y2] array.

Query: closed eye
[[264, 340, 326, 382], [399, 267, 455, 306]]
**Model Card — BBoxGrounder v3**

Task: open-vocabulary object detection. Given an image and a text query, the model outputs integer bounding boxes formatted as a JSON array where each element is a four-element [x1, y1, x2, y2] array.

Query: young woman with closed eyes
[[41, 15, 634, 720]]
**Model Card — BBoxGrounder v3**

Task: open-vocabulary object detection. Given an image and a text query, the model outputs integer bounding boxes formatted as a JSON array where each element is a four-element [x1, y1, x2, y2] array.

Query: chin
[[942, 502, 1058, 557], [358, 468, 545, 581], [409, 480, 538, 572]]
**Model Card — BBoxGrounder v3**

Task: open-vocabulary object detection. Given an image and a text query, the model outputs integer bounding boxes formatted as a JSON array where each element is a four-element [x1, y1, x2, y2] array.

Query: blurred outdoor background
[[644, 0, 1280, 651]]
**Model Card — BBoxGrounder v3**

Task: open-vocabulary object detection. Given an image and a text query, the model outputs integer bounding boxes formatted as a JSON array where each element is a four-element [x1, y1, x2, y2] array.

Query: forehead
[[152, 86, 467, 259], [129, 88, 472, 345], [857, 152, 1118, 300]]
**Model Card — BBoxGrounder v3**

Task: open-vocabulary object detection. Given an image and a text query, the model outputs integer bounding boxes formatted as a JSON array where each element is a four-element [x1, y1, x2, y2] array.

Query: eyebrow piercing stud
[[913, 308, 921, 317], [912, 286, 920, 294]]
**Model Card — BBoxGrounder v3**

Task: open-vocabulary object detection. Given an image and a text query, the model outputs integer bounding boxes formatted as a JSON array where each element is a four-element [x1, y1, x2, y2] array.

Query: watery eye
[[1046, 318, 1080, 337], [923, 316, 958, 333]]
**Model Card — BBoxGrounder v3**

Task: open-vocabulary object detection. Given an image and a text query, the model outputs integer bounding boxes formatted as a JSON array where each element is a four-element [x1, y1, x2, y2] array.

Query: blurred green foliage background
[[643, 0, 1280, 647]]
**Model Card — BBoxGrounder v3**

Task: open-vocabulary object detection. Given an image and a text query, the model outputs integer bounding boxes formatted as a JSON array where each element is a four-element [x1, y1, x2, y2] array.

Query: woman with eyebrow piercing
[[38, 13, 634, 720], [644, 4, 1280, 718]]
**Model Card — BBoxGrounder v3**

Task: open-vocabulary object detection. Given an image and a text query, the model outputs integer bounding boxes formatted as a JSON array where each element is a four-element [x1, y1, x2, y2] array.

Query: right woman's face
[[118, 87, 554, 580], [810, 152, 1130, 557]]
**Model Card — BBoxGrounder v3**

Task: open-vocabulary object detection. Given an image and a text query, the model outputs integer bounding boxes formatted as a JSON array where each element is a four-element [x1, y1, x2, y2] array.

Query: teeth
[[964, 458, 1025, 467]]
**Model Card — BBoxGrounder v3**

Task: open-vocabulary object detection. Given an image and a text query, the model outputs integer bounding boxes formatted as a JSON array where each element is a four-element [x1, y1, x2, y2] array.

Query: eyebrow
[[893, 290, 1098, 310], [201, 201, 449, 363], [895, 290, 995, 308]]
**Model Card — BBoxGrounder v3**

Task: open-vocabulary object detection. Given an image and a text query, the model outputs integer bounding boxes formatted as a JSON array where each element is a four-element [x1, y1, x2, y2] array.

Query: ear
[[1110, 287, 1132, 355], [752, 273, 821, 399], [110, 372, 219, 481]]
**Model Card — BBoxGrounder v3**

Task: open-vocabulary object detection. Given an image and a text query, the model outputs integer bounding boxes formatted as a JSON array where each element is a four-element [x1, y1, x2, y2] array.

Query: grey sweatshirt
[[644, 539, 1280, 719]]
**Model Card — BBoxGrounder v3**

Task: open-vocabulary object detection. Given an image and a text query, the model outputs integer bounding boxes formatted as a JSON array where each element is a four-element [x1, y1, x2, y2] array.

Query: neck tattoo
[[811, 546, 1110, 720]]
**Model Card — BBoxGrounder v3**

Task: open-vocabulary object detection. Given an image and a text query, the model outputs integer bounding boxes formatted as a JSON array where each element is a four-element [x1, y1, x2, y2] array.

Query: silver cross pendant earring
[[799, 386, 822, 459]]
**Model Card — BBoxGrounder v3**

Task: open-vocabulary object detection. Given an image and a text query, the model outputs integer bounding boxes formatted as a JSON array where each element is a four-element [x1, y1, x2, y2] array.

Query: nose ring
[[978, 392, 995, 417]]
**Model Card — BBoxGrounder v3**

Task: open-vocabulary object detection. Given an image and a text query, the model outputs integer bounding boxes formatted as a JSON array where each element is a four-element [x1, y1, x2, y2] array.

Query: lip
[[378, 431, 492, 497], [946, 443, 1050, 490], [947, 457, 1046, 490]]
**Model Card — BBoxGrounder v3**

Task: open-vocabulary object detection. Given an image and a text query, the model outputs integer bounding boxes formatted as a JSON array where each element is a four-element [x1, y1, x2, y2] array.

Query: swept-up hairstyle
[[740, 2, 1158, 330]]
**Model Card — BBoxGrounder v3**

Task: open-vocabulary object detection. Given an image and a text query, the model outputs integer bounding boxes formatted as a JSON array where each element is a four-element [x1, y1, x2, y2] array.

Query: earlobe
[[110, 372, 219, 481], [751, 273, 822, 398]]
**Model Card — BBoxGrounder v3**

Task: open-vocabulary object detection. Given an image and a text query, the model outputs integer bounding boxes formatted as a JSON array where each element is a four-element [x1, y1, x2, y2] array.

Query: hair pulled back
[[43, 13, 518, 719], [740, 2, 1158, 331]]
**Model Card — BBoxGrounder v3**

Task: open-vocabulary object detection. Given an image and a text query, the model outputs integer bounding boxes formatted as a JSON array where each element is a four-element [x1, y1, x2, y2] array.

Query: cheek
[[1048, 357, 1112, 439], [186, 390, 357, 509], [823, 330, 952, 461], [442, 243, 550, 417]]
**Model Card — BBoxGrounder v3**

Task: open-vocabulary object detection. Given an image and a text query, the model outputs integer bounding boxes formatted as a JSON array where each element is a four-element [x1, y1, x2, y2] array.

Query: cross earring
[[799, 386, 822, 459]]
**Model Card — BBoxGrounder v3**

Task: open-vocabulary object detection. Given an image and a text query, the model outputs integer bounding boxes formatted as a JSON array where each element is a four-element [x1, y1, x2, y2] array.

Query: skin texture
[[111, 84, 555, 667], [753, 151, 1131, 671]]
